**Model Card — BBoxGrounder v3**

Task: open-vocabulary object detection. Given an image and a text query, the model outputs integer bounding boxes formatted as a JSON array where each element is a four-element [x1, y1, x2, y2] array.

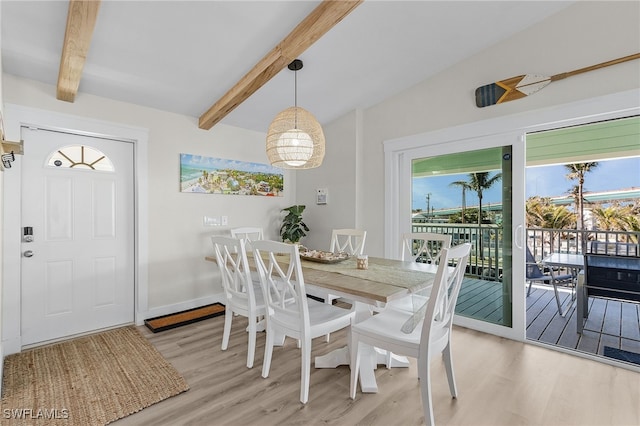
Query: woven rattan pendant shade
[[266, 59, 325, 169], [266, 106, 325, 169]]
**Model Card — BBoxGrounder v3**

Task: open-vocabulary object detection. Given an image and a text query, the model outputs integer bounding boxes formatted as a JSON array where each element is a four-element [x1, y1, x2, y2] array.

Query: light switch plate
[[204, 216, 221, 226]]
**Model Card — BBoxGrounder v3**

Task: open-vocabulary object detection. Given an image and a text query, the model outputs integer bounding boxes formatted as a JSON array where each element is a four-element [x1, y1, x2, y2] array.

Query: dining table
[[206, 252, 439, 393]]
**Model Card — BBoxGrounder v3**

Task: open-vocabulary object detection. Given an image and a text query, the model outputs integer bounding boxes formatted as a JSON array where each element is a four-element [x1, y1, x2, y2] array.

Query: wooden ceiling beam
[[198, 0, 363, 130], [56, 0, 101, 102]]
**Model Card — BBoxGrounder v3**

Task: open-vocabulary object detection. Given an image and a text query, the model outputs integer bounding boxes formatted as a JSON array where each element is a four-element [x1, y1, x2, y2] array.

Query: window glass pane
[[47, 145, 114, 172], [412, 146, 513, 328], [524, 116, 640, 361]]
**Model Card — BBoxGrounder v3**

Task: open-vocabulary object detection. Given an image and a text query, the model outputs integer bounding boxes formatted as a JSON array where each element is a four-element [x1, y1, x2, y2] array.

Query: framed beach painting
[[180, 153, 284, 197]]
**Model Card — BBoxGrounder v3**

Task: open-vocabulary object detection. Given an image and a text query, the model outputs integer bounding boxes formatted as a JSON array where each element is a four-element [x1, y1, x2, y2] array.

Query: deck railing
[[411, 223, 502, 280], [411, 222, 640, 281], [527, 228, 639, 260]]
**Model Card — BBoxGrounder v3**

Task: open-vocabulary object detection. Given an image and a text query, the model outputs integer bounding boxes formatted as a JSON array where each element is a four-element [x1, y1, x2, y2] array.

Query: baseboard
[[0, 342, 3, 395], [1, 335, 21, 357]]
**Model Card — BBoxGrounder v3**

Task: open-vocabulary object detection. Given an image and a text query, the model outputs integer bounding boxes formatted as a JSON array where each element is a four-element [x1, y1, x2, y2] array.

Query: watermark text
[[3, 408, 69, 420]]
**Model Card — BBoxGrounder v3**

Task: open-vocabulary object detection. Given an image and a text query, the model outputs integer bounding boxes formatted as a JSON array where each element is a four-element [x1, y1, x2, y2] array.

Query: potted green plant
[[280, 205, 309, 244]]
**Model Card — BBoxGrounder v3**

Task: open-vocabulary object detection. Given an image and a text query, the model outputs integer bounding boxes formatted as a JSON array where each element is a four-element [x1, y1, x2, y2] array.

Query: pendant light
[[266, 59, 325, 169]]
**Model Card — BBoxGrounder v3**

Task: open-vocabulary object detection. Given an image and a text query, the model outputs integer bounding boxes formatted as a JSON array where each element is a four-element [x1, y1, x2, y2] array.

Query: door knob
[[23, 250, 34, 258]]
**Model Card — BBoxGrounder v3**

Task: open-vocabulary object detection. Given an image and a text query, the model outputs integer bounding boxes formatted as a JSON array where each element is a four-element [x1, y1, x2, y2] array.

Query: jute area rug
[[1, 326, 189, 425]]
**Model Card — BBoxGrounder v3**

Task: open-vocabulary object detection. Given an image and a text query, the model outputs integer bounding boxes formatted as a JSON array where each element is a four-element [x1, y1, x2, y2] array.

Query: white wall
[[0, 0, 5, 388], [298, 1, 640, 257], [1, 1, 639, 352], [2, 75, 294, 317], [296, 109, 361, 251]]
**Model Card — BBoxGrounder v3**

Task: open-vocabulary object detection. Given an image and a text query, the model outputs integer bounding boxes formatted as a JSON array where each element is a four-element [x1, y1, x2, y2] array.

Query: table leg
[[246, 319, 266, 333], [314, 301, 409, 393], [315, 346, 348, 368], [315, 300, 369, 369], [313, 345, 380, 392], [576, 271, 586, 334], [376, 347, 410, 368]]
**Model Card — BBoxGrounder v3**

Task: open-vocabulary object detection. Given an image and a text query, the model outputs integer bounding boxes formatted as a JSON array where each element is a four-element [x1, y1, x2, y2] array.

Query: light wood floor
[[116, 312, 640, 426]]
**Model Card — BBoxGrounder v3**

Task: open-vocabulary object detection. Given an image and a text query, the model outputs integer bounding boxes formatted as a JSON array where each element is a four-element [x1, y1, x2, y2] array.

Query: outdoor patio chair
[[526, 247, 574, 317]]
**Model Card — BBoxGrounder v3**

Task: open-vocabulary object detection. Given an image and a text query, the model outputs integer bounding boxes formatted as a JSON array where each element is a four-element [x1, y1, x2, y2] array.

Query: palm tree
[[621, 201, 640, 240], [526, 196, 576, 252], [622, 213, 640, 244], [564, 162, 598, 231], [464, 172, 502, 259], [592, 203, 640, 243], [467, 172, 502, 226], [449, 180, 470, 223], [591, 205, 623, 231]]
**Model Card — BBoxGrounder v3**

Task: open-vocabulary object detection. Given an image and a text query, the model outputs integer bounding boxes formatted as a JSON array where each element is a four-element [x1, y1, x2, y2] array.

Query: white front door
[[20, 127, 135, 346]]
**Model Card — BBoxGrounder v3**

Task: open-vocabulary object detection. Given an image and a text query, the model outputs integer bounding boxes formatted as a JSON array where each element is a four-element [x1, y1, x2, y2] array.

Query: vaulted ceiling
[[2, 1, 575, 133]]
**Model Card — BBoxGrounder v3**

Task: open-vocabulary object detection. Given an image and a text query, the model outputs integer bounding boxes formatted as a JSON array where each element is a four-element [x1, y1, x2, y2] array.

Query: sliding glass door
[[383, 90, 638, 343], [411, 146, 513, 327], [385, 131, 526, 340]]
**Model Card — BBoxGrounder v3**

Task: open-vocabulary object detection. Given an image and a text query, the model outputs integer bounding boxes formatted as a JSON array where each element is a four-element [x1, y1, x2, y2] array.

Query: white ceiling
[[1, 1, 575, 133]]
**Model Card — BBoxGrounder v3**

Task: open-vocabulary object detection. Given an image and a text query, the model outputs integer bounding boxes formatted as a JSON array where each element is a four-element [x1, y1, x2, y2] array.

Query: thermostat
[[317, 188, 328, 205]]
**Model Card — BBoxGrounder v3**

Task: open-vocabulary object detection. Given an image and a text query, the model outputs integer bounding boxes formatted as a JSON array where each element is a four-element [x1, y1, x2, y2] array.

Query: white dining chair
[[304, 229, 367, 305], [230, 227, 264, 249], [252, 239, 355, 404], [330, 228, 367, 255], [349, 243, 471, 426], [211, 235, 266, 368], [401, 232, 452, 264], [388, 233, 453, 316], [231, 227, 265, 283], [313, 228, 368, 341], [385, 232, 453, 367]]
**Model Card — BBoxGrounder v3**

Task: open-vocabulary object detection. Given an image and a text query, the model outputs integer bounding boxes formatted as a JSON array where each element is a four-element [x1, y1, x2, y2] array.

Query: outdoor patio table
[[542, 253, 584, 271], [542, 252, 584, 312]]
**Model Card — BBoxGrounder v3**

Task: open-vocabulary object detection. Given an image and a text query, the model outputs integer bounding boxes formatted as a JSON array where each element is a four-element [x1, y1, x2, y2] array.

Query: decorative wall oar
[[475, 53, 640, 108]]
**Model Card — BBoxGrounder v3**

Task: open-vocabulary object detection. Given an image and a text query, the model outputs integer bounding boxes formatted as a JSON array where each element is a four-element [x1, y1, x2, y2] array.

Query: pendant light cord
[[294, 68, 298, 128]]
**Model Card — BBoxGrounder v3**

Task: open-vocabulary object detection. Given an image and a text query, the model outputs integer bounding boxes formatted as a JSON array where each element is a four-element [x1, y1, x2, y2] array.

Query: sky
[[412, 157, 640, 211]]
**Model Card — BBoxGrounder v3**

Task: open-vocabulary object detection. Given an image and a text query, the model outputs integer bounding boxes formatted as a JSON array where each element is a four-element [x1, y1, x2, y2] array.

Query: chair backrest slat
[[252, 240, 310, 336], [401, 232, 452, 264], [230, 227, 264, 250], [420, 243, 471, 355], [330, 229, 367, 255], [211, 236, 255, 309]]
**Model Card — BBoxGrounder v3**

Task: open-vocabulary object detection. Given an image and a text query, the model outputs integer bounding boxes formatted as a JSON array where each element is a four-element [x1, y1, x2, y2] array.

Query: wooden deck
[[455, 278, 640, 360], [456, 277, 506, 325], [526, 283, 640, 356]]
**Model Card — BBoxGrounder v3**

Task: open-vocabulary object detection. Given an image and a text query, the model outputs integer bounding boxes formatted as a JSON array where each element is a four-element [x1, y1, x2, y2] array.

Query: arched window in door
[[46, 145, 115, 171]]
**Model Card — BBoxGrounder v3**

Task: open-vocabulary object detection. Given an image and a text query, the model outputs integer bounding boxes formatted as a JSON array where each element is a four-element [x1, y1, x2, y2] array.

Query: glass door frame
[[386, 132, 526, 340], [383, 89, 640, 342]]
